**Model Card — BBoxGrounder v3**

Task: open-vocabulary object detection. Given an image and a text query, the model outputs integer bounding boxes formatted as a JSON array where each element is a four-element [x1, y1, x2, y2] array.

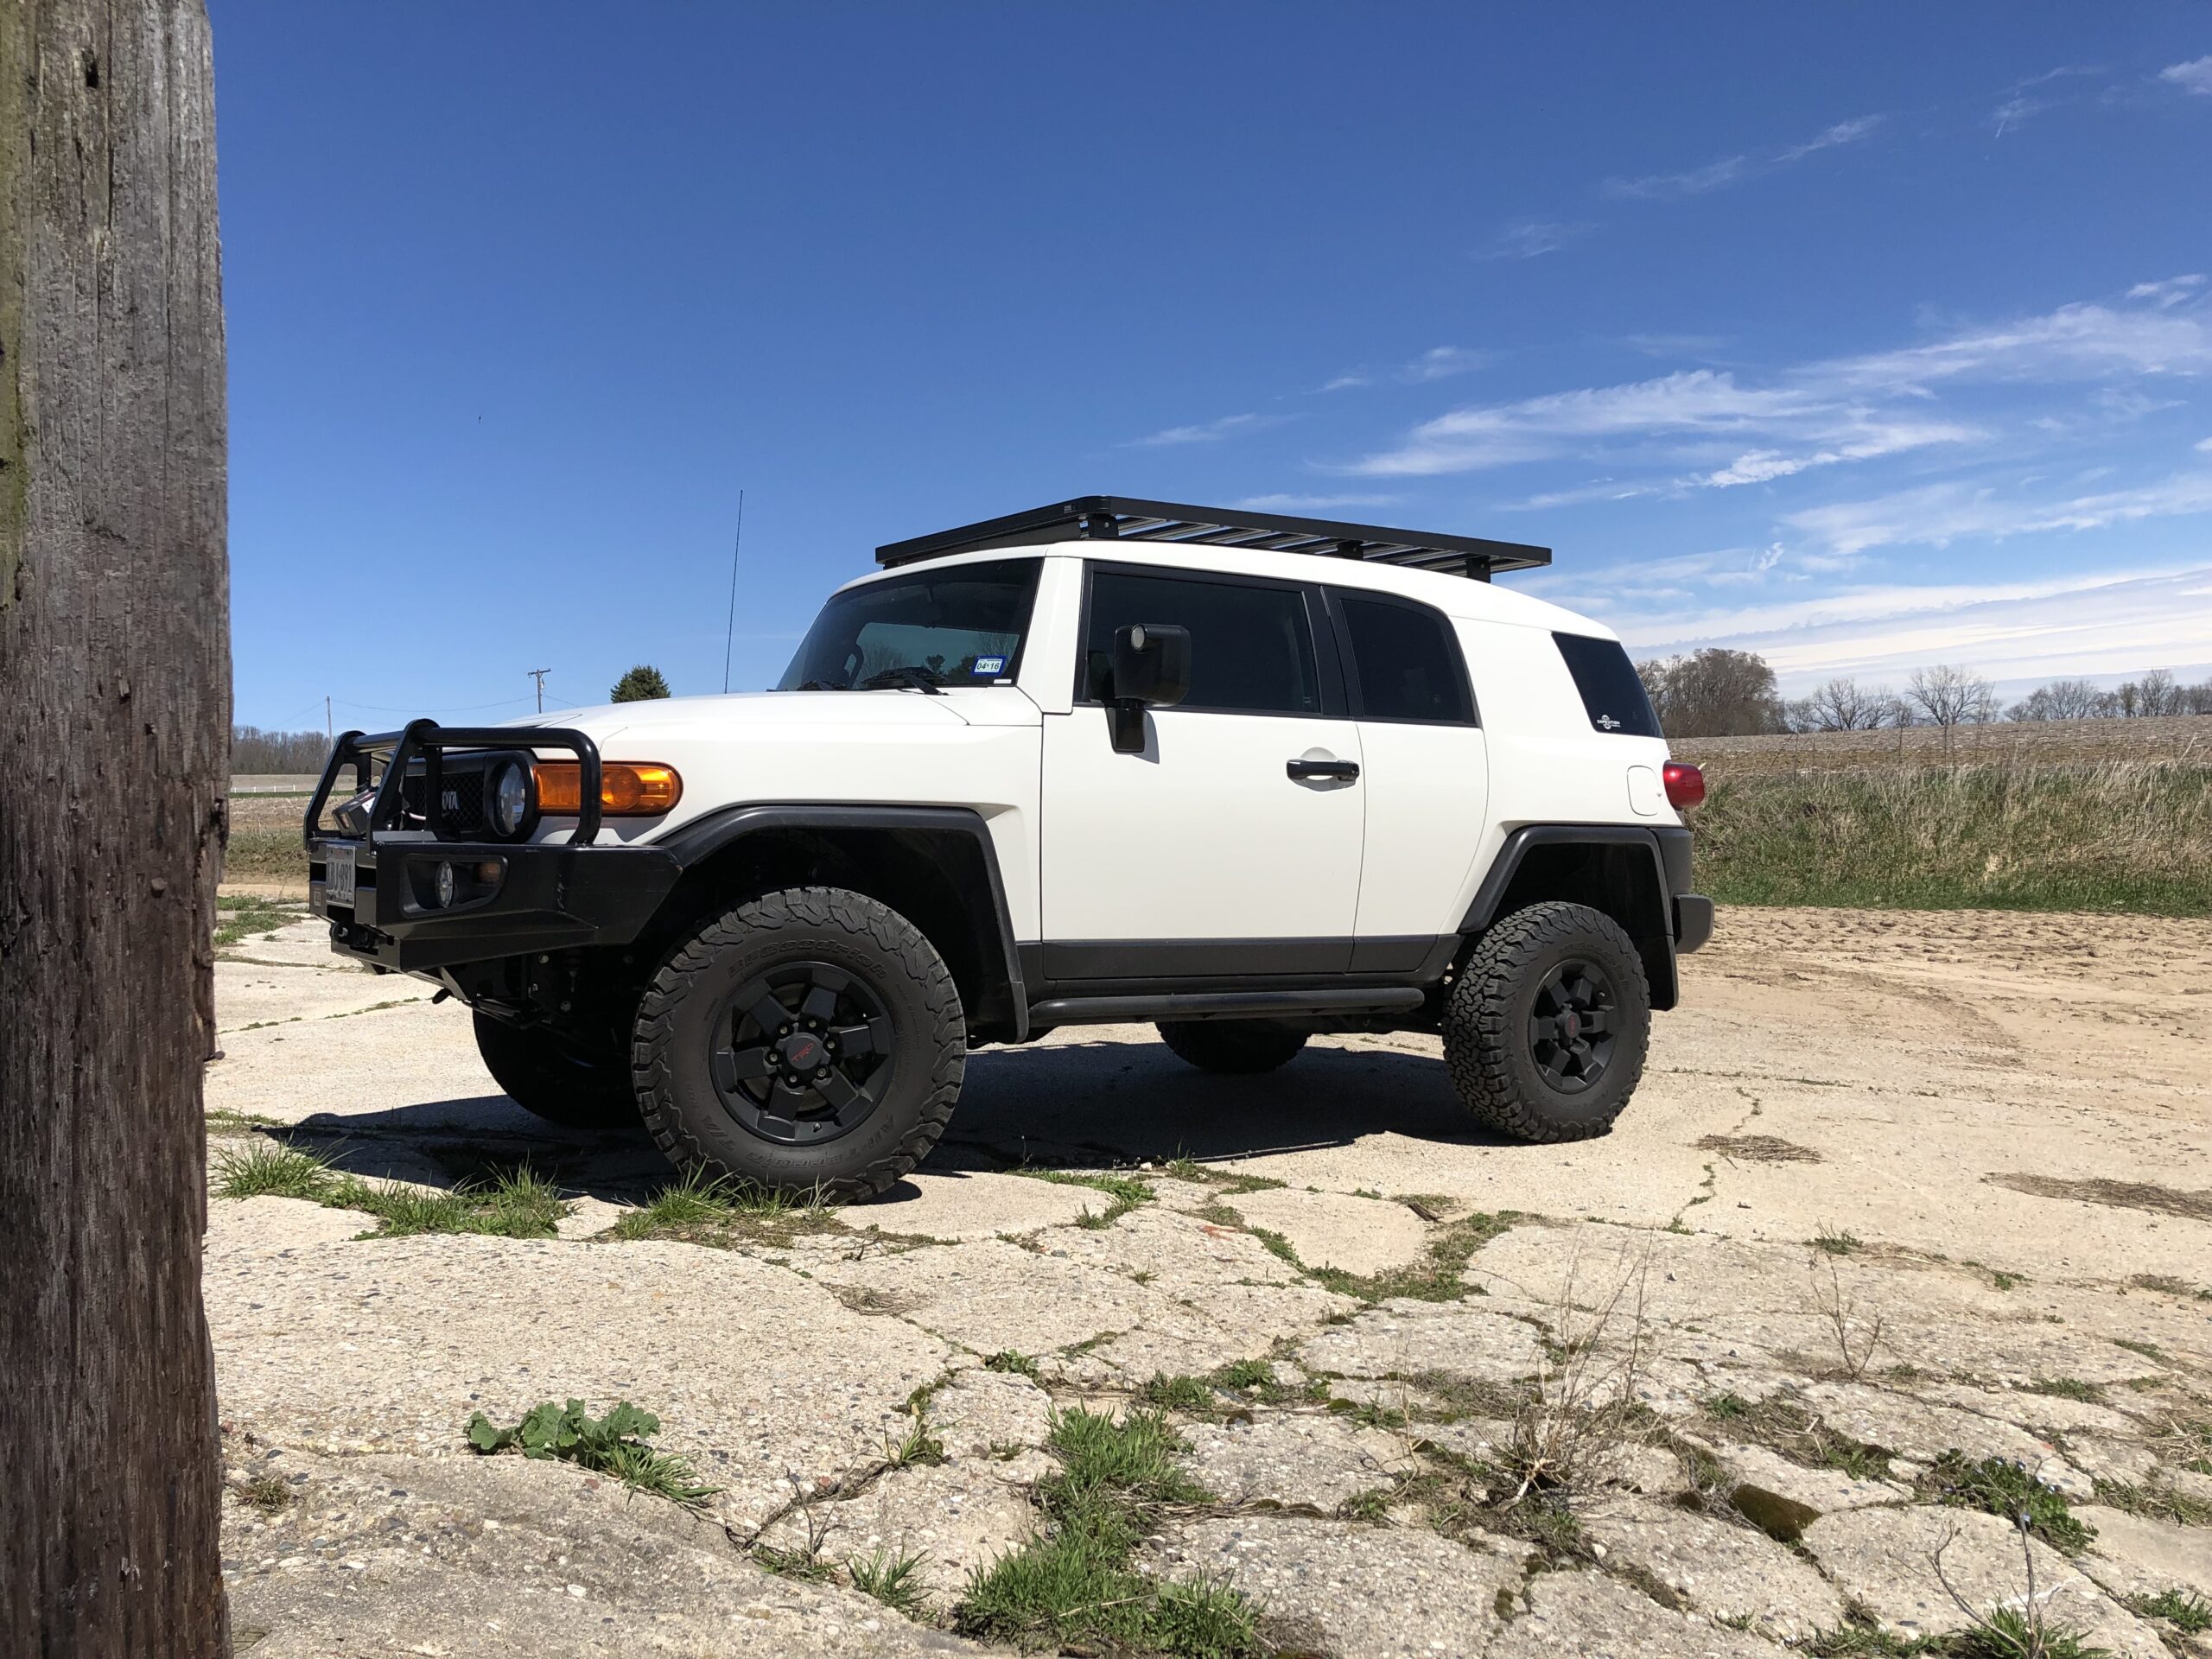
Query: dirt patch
[[1986, 1173, 2212, 1223], [1694, 1135, 1822, 1164]]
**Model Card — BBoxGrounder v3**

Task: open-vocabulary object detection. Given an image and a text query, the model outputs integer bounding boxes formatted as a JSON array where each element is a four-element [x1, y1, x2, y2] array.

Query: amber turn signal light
[[532, 761, 683, 817]]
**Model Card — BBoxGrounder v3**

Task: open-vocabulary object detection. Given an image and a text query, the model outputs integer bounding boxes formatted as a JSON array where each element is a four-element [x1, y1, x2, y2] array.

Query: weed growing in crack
[[2126, 1589, 2211, 1632], [1925, 1454, 2094, 1554], [955, 1407, 1256, 1658], [2089, 1474, 2212, 1527], [847, 1545, 931, 1618], [983, 1351, 1041, 1380], [2024, 1378, 2103, 1403], [881, 1412, 945, 1470], [1811, 1230, 1864, 1256], [238, 1473, 292, 1514], [608, 1169, 837, 1246], [1497, 1236, 1657, 1503], [465, 1400, 718, 1505], [214, 894, 296, 947], [1933, 1515, 2106, 1659], [1809, 1251, 1886, 1380], [1008, 1166, 1155, 1225], [1141, 1374, 1218, 1412], [213, 1143, 569, 1238]]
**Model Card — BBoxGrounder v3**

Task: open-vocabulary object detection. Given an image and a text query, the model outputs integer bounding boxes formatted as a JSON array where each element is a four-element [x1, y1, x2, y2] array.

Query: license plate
[[324, 842, 357, 907]]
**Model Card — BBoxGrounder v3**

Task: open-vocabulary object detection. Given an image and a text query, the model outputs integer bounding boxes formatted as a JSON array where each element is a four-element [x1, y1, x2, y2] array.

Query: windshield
[[778, 558, 1041, 691]]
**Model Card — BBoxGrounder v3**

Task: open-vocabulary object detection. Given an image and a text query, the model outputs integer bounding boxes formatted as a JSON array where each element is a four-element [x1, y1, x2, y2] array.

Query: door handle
[[1287, 758, 1360, 782]]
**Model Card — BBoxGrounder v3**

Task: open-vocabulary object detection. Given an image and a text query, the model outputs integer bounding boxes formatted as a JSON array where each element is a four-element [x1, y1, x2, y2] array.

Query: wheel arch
[[1459, 826, 1679, 1010], [642, 805, 1028, 1042]]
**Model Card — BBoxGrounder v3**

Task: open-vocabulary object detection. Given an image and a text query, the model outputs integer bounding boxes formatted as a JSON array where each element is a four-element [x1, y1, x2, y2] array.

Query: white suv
[[306, 498, 1710, 1197]]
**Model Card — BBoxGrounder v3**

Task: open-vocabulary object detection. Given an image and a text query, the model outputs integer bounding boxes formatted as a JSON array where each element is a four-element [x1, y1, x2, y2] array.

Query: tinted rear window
[[1553, 632, 1662, 737], [1338, 594, 1475, 723]]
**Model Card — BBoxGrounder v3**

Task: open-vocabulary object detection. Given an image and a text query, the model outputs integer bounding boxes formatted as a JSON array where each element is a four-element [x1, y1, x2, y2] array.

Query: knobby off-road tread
[[631, 887, 965, 1199], [1444, 900, 1649, 1143]]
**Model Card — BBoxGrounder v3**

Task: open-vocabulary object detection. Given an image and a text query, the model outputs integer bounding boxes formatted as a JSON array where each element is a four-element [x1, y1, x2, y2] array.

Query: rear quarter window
[[1552, 632, 1662, 738]]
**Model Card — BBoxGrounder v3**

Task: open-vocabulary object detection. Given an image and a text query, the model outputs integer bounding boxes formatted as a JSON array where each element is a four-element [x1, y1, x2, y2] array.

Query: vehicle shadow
[[936, 1033, 1510, 1174], [246, 1033, 1510, 1203]]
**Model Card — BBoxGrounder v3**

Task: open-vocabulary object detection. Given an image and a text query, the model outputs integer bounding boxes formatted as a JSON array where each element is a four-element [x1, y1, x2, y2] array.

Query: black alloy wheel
[[1525, 958, 1618, 1094], [710, 962, 894, 1146]]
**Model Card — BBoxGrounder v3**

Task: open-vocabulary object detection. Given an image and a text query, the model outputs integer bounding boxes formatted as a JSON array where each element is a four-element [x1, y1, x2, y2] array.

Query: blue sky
[[216, 3, 2212, 729]]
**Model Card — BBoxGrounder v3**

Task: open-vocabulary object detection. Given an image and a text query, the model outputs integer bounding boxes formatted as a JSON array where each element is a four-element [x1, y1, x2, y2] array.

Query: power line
[[722, 488, 747, 695], [527, 668, 550, 714]]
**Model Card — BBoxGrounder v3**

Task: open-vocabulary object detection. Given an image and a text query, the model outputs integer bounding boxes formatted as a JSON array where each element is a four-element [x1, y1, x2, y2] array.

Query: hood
[[505, 689, 982, 744]]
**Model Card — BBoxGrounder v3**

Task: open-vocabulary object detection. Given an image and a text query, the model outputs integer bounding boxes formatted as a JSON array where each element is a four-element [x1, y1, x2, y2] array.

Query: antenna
[[527, 667, 550, 713], [721, 488, 747, 694]]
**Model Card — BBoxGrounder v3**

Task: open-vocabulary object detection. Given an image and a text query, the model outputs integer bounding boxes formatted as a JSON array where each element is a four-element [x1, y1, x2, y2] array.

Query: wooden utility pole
[[0, 2, 233, 1654]]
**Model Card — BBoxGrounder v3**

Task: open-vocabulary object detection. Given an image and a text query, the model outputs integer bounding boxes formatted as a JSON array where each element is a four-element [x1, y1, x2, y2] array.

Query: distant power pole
[[528, 668, 550, 713], [326, 694, 333, 739], [722, 488, 747, 694]]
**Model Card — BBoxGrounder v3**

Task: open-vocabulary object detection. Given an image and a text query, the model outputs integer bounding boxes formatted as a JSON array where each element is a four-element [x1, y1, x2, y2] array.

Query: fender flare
[[1460, 824, 1687, 1010], [652, 804, 1028, 1040]]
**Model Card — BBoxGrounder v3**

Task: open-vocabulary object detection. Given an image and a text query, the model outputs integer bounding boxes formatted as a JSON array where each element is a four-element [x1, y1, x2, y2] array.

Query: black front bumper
[[304, 720, 681, 974], [310, 834, 680, 972]]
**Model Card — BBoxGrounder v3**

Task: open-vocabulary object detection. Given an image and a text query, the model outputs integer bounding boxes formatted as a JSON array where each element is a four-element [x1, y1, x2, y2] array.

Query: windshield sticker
[[972, 655, 1007, 677]]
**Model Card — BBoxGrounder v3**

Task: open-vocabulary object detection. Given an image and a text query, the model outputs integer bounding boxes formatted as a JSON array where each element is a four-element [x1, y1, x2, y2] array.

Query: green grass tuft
[[2126, 1589, 2212, 1632], [956, 1407, 1253, 1657], [1927, 1453, 2095, 1554], [847, 1545, 931, 1618], [466, 1398, 717, 1505], [213, 1141, 338, 1200], [983, 1351, 1041, 1379], [213, 1141, 569, 1238], [1009, 1166, 1156, 1225], [213, 893, 297, 947], [2025, 1377, 2103, 1403]]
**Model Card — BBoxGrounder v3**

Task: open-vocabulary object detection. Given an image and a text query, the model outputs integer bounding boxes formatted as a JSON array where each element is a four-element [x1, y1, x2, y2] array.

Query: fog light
[[487, 758, 531, 837], [435, 861, 456, 908]]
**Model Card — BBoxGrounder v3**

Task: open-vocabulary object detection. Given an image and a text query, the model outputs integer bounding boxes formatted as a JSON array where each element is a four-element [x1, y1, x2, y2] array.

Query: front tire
[[1444, 901, 1650, 1142], [631, 887, 964, 1198], [473, 1011, 639, 1129], [1157, 1018, 1309, 1075]]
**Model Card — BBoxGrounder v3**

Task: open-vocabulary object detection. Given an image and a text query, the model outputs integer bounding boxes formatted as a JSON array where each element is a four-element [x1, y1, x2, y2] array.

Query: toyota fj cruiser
[[306, 498, 1710, 1197]]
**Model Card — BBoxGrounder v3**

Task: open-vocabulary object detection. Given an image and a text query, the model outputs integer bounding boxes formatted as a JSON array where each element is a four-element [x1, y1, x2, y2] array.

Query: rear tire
[[1157, 1018, 1309, 1075], [473, 1011, 639, 1129], [631, 887, 964, 1199], [1444, 901, 1649, 1142]]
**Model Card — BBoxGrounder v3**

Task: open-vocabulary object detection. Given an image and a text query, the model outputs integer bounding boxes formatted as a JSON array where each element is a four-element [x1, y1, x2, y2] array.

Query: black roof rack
[[875, 495, 1551, 582]]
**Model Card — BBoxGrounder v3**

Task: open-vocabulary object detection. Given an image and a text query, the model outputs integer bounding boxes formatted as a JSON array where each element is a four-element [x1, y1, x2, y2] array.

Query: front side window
[[1083, 569, 1321, 715], [779, 559, 1040, 691], [1336, 593, 1475, 723]]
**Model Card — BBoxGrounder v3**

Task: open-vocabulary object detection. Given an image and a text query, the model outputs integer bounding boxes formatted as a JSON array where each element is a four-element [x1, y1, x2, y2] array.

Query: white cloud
[[1605, 113, 1883, 199], [1233, 493, 1401, 512], [2197, 435, 2212, 453], [2160, 55, 2212, 96], [1783, 469, 2212, 556], [1478, 219, 1592, 261], [1774, 115, 1886, 162], [1991, 65, 2107, 135], [2126, 274, 2207, 308], [1399, 346, 1492, 383], [1317, 371, 1372, 393], [1593, 565, 2212, 693], [1126, 412, 1282, 447], [1819, 300, 2212, 392], [1605, 155, 1748, 200], [1345, 369, 1975, 479]]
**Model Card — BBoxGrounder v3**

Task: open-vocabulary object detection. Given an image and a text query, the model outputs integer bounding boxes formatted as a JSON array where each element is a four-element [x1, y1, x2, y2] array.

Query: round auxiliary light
[[435, 861, 457, 909], [488, 758, 531, 837]]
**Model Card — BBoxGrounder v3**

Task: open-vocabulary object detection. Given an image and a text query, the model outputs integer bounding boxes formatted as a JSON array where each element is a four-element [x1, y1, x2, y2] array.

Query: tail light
[[532, 761, 683, 817], [1662, 761, 1706, 810]]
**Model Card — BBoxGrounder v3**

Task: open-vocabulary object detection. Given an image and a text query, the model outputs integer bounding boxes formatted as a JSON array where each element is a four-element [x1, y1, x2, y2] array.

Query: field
[[1680, 716, 2212, 917]]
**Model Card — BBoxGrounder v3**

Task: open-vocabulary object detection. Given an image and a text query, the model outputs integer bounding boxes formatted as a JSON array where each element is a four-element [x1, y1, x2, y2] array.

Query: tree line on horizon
[[1635, 648, 2212, 740]]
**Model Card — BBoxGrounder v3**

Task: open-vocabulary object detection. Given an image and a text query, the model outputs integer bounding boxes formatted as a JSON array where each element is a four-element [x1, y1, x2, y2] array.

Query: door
[[1326, 588, 1490, 942], [1040, 563, 1364, 976]]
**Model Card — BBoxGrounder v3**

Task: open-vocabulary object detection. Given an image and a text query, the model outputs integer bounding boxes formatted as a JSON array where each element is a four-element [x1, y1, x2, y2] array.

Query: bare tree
[[1794, 676, 1897, 731], [2005, 678, 2106, 721], [1905, 664, 1996, 751], [1637, 648, 1785, 737], [1, 3, 232, 1653]]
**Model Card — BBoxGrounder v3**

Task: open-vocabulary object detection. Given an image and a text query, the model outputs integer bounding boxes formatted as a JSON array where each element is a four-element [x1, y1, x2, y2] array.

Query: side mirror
[[1108, 623, 1192, 753]]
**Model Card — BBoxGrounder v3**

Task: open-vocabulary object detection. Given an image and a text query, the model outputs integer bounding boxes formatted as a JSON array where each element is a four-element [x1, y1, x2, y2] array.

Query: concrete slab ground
[[205, 906, 2212, 1656]]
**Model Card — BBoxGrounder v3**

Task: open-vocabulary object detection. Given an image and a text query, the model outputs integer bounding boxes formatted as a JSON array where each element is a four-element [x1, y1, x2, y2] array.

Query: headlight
[[487, 759, 531, 837]]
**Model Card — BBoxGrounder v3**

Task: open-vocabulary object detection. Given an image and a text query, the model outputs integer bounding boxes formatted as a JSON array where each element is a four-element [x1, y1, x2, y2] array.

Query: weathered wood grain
[[0, 1, 232, 1652]]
